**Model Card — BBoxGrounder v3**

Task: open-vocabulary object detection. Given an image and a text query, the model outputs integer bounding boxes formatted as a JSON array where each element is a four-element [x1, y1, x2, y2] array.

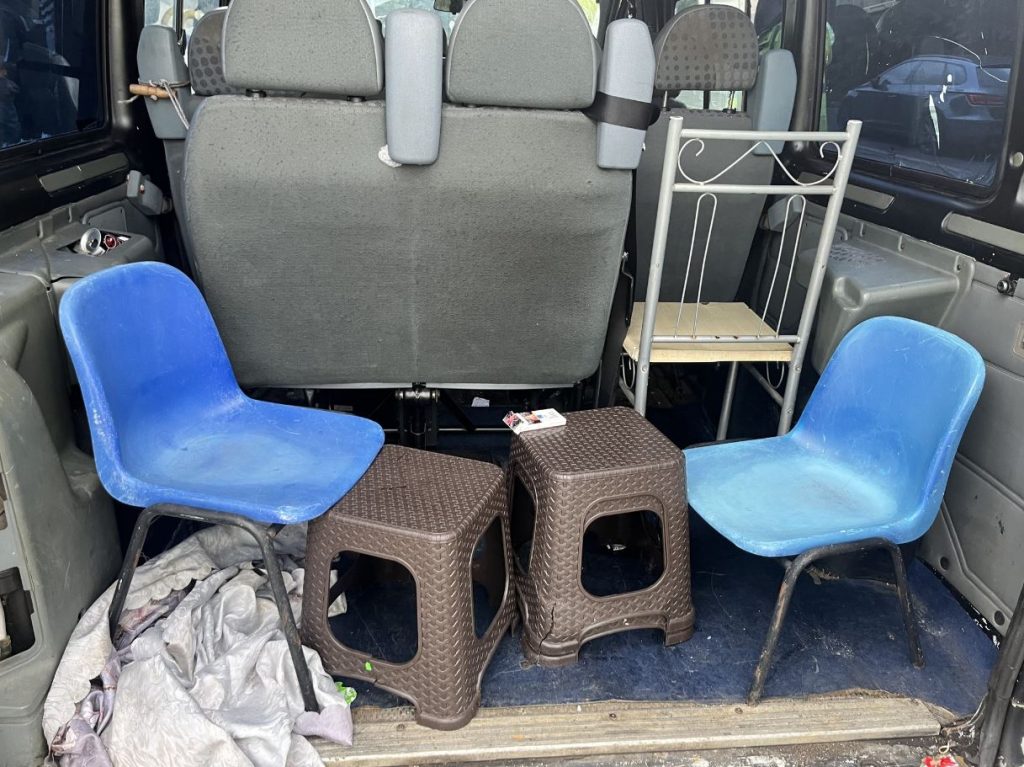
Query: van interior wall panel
[[183, 99, 630, 388], [920, 260, 1024, 634], [755, 209, 971, 364], [0, 273, 120, 765]]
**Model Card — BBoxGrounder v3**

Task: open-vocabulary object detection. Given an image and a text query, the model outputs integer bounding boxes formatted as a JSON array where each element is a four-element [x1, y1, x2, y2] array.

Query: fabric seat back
[[183, 0, 645, 388]]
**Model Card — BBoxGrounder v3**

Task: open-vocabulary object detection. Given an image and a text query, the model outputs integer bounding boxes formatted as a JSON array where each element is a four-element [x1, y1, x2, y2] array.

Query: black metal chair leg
[[108, 506, 161, 642], [748, 549, 814, 705], [885, 541, 925, 668], [747, 537, 926, 706], [109, 503, 320, 713], [241, 519, 321, 713]]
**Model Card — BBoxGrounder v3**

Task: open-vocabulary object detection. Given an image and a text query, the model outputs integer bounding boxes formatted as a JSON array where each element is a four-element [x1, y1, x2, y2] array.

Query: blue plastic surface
[[59, 262, 384, 524], [685, 316, 986, 558]]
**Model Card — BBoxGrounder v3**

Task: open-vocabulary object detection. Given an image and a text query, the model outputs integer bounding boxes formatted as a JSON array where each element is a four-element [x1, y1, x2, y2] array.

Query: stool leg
[[108, 506, 161, 643], [242, 520, 321, 713]]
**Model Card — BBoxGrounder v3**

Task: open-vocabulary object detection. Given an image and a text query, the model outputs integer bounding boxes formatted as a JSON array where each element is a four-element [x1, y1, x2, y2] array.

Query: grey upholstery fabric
[[595, 18, 656, 170], [635, 110, 772, 302], [385, 10, 443, 165], [137, 25, 194, 140], [223, 0, 383, 96], [446, 0, 598, 109], [188, 9, 238, 97], [184, 99, 629, 387], [748, 49, 797, 154], [653, 5, 759, 92]]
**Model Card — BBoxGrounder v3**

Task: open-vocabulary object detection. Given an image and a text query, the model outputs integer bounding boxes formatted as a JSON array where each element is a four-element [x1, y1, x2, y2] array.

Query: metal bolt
[[1010, 152, 1024, 169]]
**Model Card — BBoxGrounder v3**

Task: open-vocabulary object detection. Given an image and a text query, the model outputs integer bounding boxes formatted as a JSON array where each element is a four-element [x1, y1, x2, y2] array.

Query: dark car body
[[838, 55, 1009, 156]]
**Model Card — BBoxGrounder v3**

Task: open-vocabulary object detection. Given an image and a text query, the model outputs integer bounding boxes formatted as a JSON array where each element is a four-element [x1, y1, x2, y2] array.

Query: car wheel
[[914, 115, 940, 156]]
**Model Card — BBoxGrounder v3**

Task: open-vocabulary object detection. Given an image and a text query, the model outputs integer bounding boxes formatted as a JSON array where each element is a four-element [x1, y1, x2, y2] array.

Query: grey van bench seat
[[181, 0, 649, 389]]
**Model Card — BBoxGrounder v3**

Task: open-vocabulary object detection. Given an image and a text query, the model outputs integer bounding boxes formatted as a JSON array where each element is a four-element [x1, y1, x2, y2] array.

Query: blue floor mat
[[336, 516, 996, 716]]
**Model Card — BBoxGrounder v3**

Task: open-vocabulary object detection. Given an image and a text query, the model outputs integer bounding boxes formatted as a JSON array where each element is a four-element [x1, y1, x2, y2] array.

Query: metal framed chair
[[683, 316, 986, 704], [58, 262, 385, 712], [623, 116, 862, 436]]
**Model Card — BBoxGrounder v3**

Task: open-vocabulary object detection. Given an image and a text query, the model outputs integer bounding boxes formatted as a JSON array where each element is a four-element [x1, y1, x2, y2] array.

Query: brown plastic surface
[[303, 445, 515, 730], [509, 407, 693, 666]]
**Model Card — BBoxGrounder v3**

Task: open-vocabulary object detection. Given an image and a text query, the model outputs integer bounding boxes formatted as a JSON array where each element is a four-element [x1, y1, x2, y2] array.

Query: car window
[[883, 60, 920, 85], [947, 63, 968, 86], [910, 60, 946, 86], [824, 0, 1018, 191]]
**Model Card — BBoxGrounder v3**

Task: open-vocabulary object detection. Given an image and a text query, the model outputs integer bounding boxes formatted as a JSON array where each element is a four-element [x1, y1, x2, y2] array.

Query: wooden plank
[[317, 696, 941, 767], [623, 302, 793, 363]]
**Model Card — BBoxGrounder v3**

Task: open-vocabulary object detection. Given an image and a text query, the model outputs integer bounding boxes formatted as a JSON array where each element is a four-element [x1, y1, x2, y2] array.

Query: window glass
[[146, 0, 221, 38], [368, 0, 600, 36], [370, 0, 455, 34], [1, 0, 105, 151], [824, 0, 1018, 189]]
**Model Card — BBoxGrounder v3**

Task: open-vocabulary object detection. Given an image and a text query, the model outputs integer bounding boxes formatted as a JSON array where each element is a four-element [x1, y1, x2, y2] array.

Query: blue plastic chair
[[684, 316, 985, 704], [59, 262, 385, 711]]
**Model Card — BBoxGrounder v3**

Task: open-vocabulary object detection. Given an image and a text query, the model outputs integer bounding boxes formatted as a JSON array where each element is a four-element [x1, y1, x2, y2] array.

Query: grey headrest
[[595, 19, 655, 170], [654, 5, 759, 92], [138, 24, 188, 85], [446, 0, 599, 109], [748, 49, 797, 154], [223, 0, 384, 97], [188, 9, 237, 96], [385, 10, 443, 165]]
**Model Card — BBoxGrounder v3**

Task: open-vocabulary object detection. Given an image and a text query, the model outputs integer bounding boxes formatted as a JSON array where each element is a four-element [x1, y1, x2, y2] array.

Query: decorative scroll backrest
[[649, 119, 861, 340]]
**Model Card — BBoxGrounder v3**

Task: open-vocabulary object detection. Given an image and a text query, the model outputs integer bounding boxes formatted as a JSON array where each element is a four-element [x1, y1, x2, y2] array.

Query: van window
[[369, 0, 600, 36], [824, 0, 1019, 190], [145, 0, 220, 37], [0, 0, 105, 151]]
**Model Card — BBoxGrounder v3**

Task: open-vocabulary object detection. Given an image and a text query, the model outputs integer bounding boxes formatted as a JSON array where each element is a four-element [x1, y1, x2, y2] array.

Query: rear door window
[[368, 0, 600, 36], [0, 0, 105, 151], [145, 0, 221, 36], [824, 0, 1018, 191]]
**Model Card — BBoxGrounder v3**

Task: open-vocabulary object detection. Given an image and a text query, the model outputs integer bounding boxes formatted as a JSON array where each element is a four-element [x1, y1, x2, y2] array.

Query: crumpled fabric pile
[[43, 524, 353, 767]]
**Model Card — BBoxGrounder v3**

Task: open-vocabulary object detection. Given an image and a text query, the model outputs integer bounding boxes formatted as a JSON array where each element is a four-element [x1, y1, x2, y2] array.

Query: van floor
[[337, 430, 996, 719]]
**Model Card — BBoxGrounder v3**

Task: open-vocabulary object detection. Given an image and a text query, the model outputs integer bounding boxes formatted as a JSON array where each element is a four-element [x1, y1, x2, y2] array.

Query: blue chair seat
[[121, 399, 383, 524], [686, 436, 903, 558]]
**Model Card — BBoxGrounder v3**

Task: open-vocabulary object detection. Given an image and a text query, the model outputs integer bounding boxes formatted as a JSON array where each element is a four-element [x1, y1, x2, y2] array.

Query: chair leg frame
[[747, 537, 924, 706], [108, 503, 320, 712]]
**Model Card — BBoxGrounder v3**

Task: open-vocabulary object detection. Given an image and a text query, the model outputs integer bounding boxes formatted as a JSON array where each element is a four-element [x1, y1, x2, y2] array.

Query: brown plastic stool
[[509, 407, 693, 666], [302, 445, 515, 730]]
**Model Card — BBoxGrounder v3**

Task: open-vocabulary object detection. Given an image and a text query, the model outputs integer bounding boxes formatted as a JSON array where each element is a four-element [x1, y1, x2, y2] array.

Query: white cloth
[[44, 525, 352, 767]]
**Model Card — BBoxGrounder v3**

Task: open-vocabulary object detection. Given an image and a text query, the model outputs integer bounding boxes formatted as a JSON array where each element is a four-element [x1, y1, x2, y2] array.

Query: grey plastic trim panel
[[798, 172, 894, 211], [38, 154, 130, 193], [943, 213, 1024, 257]]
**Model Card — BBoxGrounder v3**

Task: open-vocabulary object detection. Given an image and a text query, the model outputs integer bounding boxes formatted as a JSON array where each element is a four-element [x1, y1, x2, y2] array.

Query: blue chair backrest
[[792, 316, 985, 540], [59, 263, 241, 489]]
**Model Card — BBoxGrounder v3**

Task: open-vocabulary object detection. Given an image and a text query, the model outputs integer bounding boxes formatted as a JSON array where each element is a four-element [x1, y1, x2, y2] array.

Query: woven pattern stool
[[510, 407, 693, 666], [302, 445, 515, 730]]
